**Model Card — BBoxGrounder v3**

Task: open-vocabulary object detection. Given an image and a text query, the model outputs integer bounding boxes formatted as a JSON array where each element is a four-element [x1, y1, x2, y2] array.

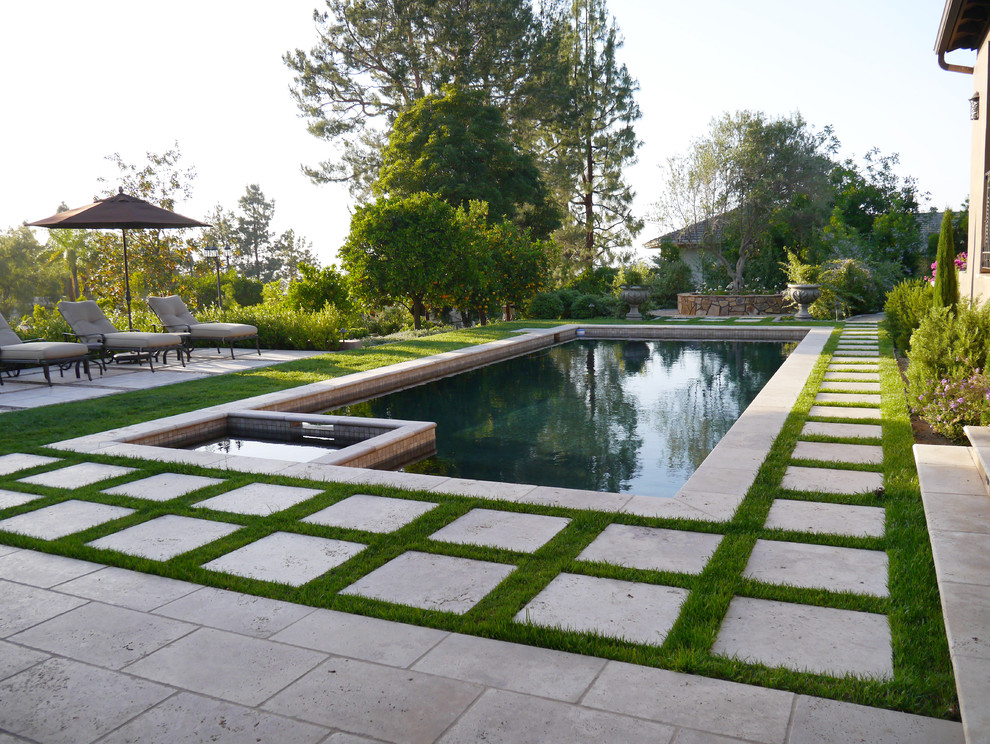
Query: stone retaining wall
[[677, 292, 787, 316]]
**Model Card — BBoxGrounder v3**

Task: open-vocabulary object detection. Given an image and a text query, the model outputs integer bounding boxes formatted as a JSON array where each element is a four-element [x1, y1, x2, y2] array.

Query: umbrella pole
[[122, 228, 133, 331]]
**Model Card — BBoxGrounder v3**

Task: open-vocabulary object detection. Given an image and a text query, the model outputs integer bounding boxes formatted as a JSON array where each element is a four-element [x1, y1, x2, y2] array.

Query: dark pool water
[[331, 339, 789, 497]]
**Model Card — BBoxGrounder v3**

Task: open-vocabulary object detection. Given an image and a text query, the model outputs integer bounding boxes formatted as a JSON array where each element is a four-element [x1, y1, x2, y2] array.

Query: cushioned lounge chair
[[0, 311, 92, 386], [58, 300, 184, 373], [147, 295, 259, 359]]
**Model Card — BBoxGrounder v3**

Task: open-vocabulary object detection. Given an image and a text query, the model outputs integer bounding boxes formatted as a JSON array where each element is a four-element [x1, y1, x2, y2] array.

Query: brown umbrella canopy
[[29, 190, 209, 329]]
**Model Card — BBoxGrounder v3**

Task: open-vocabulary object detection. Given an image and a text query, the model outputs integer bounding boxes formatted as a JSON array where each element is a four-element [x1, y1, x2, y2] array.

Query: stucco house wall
[[964, 31, 990, 302]]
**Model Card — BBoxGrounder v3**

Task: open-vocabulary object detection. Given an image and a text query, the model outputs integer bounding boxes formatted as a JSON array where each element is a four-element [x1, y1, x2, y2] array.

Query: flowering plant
[[925, 252, 968, 286], [913, 362, 990, 439]]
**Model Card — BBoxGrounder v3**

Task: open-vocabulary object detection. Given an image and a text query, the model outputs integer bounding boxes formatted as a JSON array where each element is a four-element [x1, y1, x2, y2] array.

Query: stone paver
[[823, 371, 880, 381], [17, 462, 136, 489], [0, 581, 88, 637], [807, 404, 881, 420], [765, 499, 885, 538], [814, 392, 881, 405], [202, 531, 366, 585], [792, 440, 883, 465], [0, 499, 135, 540], [788, 695, 963, 744], [10, 601, 194, 669], [782, 465, 884, 494], [515, 573, 689, 645], [712, 596, 893, 678], [429, 508, 570, 552], [0, 550, 103, 588], [0, 657, 172, 744], [155, 585, 315, 637], [86, 514, 241, 561], [576, 523, 722, 574], [102, 473, 225, 502], [58, 566, 200, 611], [100, 691, 330, 744], [801, 421, 882, 439], [0, 489, 41, 510], [743, 539, 888, 596], [341, 551, 515, 614], [0, 639, 48, 680], [820, 380, 882, 392], [302, 493, 438, 533], [193, 482, 322, 516], [0, 453, 60, 476]]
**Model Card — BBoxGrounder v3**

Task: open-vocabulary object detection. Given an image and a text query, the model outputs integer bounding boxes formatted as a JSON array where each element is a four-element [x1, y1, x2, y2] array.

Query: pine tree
[[932, 209, 959, 309]]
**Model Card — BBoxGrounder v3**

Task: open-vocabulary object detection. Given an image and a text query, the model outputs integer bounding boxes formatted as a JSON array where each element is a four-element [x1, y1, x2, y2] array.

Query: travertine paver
[[302, 493, 438, 533], [0, 550, 103, 588], [0, 453, 60, 476], [0, 499, 135, 540], [155, 585, 315, 638], [10, 601, 195, 669], [0, 581, 88, 636], [202, 532, 366, 586], [58, 566, 199, 611], [0, 657, 172, 744], [0, 639, 48, 680], [814, 392, 881, 405], [125, 627, 326, 706], [828, 365, 879, 373], [0, 488, 41, 510], [17, 462, 136, 489], [429, 508, 570, 552], [86, 514, 241, 561], [788, 696, 964, 744], [791, 440, 883, 465], [341, 551, 515, 614], [782, 465, 884, 494], [765, 500, 885, 538], [823, 371, 880, 381], [807, 405, 881, 420], [801, 420, 882, 439], [819, 381, 882, 393], [102, 473, 225, 502], [831, 355, 881, 363], [743, 539, 888, 596], [193, 482, 322, 516], [576, 523, 722, 574], [264, 657, 483, 743], [712, 596, 893, 678], [100, 692, 330, 744], [515, 573, 689, 645]]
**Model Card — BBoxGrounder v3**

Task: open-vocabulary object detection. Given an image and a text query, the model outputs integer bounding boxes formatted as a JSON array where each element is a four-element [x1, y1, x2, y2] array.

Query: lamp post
[[204, 244, 222, 310]]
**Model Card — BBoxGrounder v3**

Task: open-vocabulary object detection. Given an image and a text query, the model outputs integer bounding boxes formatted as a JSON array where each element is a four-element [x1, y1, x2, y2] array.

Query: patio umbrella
[[28, 189, 209, 330]]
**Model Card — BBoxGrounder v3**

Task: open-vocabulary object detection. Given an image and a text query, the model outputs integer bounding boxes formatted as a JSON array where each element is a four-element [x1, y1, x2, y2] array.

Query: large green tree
[[235, 184, 275, 279], [0, 226, 60, 321], [375, 87, 560, 239]]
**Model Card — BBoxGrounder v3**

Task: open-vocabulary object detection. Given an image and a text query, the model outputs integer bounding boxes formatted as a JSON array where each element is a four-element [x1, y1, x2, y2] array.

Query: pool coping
[[45, 324, 829, 522]]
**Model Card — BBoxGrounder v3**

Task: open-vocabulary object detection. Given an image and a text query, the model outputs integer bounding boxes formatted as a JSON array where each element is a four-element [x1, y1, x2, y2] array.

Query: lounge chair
[[0, 311, 92, 386], [147, 295, 259, 359], [58, 300, 185, 372]]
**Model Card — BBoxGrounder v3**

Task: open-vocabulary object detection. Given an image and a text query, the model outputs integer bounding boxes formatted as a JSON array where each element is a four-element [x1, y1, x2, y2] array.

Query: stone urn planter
[[620, 285, 651, 321], [787, 284, 821, 320]]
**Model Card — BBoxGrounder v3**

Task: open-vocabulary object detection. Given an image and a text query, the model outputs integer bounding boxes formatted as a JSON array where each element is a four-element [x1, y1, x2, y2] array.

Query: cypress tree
[[932, 209, 959, 309]]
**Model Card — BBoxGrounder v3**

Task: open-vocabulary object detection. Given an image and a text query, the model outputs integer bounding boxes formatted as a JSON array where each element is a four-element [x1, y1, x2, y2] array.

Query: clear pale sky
[[0, 0, 974, 267]]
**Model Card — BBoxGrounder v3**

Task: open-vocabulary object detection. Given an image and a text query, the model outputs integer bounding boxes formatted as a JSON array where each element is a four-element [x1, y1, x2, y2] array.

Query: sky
[[0, 0, 975, 268]]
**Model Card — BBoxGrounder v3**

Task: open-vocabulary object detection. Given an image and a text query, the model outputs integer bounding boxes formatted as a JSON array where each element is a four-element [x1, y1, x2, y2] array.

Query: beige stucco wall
[[964, 33, 990, 303]]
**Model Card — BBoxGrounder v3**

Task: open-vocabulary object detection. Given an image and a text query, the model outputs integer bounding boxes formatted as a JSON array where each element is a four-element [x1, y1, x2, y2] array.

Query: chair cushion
[[104, 332, 182, 350], [0, 341, 89, 361], [0, 312, 22, 347], [147, 295, 198, 331], [188, 323, 258, 341], [59, 300, 119, 339]]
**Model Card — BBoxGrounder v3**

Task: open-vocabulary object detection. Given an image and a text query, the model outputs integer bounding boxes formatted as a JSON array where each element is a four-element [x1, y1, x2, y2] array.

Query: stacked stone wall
[[676, 293, 787, 316]]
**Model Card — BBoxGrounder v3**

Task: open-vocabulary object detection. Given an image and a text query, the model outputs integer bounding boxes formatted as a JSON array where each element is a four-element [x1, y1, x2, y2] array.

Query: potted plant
[[781, 251, 820, 320], [616, 264, 652, 321]]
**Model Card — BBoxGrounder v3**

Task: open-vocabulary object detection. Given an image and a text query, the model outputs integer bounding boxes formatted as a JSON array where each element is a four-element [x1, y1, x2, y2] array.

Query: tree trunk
[[583, 134, 595, 269], [412, 297, 424, 330]]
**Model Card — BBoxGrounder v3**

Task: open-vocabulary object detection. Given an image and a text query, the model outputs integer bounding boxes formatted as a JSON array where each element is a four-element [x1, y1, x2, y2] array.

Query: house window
[[984, 171, 990, 270]]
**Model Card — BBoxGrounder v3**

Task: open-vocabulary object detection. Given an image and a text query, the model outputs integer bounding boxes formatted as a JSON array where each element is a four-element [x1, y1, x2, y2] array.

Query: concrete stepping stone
[[102, 473, 225, 502], [792, 441, 883, 465], [782, 465, 884, 494], [576, 524, 722, 575], [831, 353, 880, 361], [18, 462, 136, 489], [743, 539, 888, 596], [429, 508, 570, 553], [515, 573, 689, 646], [800, 421, 882, 440], [765, 499, 885, 538], [823, 371, 880, 381], [0, 499, 135, 540], [0, 489, 41, 510], [341, 551, 515, 614], [814, 392, 881, 406], [807, 405, 881, 420], [819, 381, 881, 393], [193, 483, 322, 516], [202, 532, 366, 586], [836, 342, 879, 349], [712, 596, 892, 678], [87, 515, 241, 561], [303, 493, 437, 533], [0, 453, 60, 476]]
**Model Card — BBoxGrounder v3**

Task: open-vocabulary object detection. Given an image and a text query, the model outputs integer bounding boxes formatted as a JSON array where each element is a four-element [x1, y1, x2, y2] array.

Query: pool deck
[[0, 320, 975, 743]]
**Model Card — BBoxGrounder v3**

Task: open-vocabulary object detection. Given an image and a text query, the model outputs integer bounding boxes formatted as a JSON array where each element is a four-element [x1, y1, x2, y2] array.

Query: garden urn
[[787, 284, 821, 321], [621, 285, 651, 321]]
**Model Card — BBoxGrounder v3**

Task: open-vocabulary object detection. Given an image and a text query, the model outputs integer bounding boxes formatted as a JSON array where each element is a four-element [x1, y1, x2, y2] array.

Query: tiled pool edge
[[45, 325, 829, 520]]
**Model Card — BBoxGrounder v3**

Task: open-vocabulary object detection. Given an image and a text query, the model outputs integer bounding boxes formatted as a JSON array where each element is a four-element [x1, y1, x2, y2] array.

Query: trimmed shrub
[[570, 294, 603, 318], [884, 278, 933, 352], [906, 301, 990, 407], [649, 258, 694, 308], [933, 209, 959, 309], [526, 291, 564, 319], [198, 303, 345, 350], [556, 288, 581, 317]]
